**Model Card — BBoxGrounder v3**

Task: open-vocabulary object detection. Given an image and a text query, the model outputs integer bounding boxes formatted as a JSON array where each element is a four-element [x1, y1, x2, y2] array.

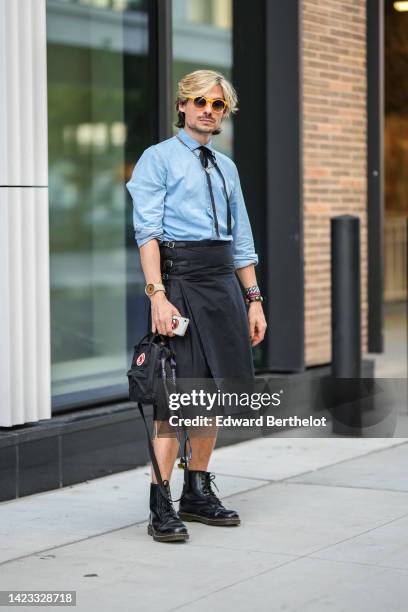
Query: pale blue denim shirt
[[126, 127, 259, 270]]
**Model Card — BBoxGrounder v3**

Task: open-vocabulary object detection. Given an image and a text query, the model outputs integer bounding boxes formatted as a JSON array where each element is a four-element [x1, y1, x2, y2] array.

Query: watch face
[[145, 284, 154, 296]]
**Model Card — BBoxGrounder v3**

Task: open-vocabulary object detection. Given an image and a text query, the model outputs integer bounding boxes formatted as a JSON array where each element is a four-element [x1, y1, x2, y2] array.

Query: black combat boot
[[147, 481, 189, 542], [178, 470, 240, 526]]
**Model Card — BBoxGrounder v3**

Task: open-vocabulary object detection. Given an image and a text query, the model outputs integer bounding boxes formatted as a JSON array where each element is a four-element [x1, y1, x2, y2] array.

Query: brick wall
[[302, 0, 368, 366]]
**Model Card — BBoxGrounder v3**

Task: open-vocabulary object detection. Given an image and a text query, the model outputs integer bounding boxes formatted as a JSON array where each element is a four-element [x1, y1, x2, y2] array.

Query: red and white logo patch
[[136, 352, 145, 366]]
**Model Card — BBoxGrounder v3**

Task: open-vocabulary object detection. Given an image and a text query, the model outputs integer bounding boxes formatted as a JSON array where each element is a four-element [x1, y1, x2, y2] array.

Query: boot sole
[[147, 524, 189, 542], [178, 512, 241, 526]]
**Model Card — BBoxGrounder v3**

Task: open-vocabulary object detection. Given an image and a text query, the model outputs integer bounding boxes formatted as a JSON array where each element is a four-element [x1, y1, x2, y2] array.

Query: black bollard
[[331, 215, 362, 435], [331, 215, 361, 377]]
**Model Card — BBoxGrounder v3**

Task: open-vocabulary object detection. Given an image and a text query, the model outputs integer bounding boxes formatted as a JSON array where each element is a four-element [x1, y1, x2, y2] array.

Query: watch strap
[[145, 282, 166, 297]]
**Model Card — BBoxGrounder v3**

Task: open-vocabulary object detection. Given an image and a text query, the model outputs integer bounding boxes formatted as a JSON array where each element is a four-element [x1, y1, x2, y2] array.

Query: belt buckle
[[166, 241, 175, 248]]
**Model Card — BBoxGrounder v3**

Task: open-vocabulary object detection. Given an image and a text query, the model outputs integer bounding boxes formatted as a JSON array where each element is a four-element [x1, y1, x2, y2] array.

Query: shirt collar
[[177, 127, 214, 152]]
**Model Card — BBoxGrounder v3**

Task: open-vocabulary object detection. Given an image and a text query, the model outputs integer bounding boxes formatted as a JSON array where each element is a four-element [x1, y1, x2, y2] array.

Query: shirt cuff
[[135, 229, 164, 248], [233, 256, 259, 271]]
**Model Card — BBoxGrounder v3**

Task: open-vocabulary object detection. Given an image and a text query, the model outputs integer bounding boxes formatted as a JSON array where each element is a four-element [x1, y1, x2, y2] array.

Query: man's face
[[178, 84, 227, 135]]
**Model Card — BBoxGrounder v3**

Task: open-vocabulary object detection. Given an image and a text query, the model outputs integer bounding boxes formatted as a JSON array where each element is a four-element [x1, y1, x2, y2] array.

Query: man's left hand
[[248, 302, 267, 347]]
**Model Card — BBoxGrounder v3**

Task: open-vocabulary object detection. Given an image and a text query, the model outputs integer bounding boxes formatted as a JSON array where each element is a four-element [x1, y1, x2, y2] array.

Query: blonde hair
[[175, 69, 238, 134]]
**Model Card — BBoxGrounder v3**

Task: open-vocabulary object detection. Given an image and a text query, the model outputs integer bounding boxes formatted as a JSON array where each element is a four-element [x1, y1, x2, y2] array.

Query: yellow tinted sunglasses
[[187, 96, 228, 112]]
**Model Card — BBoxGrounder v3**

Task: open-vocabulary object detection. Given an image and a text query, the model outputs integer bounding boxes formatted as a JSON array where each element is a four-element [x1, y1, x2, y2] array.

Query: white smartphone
[[171, 315, 190, 336]]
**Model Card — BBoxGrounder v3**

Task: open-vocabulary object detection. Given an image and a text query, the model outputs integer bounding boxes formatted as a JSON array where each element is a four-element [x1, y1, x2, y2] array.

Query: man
[[126, 69, 267, 543]]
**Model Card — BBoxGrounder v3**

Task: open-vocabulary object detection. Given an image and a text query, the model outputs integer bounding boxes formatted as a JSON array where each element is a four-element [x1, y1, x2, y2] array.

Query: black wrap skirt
[[147, 239, 255, 420]]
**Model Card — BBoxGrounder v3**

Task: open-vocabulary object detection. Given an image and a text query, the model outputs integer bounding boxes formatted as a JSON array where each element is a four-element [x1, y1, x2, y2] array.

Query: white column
[[0, 0, 51, 426]]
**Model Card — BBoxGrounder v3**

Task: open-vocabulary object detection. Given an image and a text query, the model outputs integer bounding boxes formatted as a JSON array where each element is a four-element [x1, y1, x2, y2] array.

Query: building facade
[[0, 0, 389, 500], [303, 0, 369, 365]]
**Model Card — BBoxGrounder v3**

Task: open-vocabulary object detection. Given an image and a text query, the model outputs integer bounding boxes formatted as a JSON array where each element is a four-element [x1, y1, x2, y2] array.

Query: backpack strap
[[164, 348, 192, 469], [137, 402, 183, 503], [136, 342, 192, 503]]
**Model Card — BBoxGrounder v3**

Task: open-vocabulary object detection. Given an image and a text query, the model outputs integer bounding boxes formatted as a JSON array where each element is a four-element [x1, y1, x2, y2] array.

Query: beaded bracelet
[[244, 284, 263, 304], [245, 295, 264, 304], [244, 285, 260, 295]]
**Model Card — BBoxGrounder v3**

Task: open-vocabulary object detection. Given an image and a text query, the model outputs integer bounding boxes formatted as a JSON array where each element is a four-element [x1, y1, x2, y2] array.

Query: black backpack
[[127, 332, 190, 501], [127, 332, 176, 406]]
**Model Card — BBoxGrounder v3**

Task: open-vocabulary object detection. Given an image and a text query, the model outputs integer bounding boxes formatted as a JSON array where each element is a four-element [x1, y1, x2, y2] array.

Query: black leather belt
[[160, 240, 231, 248]]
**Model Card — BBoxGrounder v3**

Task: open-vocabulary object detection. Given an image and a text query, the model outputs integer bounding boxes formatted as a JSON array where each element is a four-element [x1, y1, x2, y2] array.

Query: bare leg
[[151, 420, 180, 483], [151, 422, 218, 481], [187, 425, 218, 471]]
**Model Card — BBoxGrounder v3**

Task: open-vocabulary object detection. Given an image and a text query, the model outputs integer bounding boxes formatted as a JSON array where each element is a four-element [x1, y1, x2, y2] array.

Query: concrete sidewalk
[[1, 435, 408, 612]]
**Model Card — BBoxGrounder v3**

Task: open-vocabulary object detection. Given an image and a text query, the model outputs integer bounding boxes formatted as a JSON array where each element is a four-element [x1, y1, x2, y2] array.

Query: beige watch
[[144, 282, 166, 297]]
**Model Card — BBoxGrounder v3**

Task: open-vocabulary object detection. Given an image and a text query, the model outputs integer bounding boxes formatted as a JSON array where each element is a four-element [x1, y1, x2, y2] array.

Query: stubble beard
[[186, 118, 216, 136]]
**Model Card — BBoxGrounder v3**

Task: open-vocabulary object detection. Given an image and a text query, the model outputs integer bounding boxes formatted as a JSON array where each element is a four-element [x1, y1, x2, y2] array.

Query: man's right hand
[[150, 292, 182, 337]]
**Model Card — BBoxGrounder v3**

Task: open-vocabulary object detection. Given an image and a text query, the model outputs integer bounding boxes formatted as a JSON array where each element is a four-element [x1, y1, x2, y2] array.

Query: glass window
[[46, 0, 151, 407], [384, 6, 408, 299], [172, 0, 233, 157], [381, 2, 407, 377]]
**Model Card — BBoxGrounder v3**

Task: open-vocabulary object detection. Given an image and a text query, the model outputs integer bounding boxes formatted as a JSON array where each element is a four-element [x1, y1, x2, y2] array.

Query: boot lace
[[158, 480, 179, 520], [202, 473, 221, 501]]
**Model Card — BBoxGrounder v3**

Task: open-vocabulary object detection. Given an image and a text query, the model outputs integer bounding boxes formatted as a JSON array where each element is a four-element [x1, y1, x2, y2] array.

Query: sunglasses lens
[[193, 97, 207, 108], [212, 99, 225, 111]]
